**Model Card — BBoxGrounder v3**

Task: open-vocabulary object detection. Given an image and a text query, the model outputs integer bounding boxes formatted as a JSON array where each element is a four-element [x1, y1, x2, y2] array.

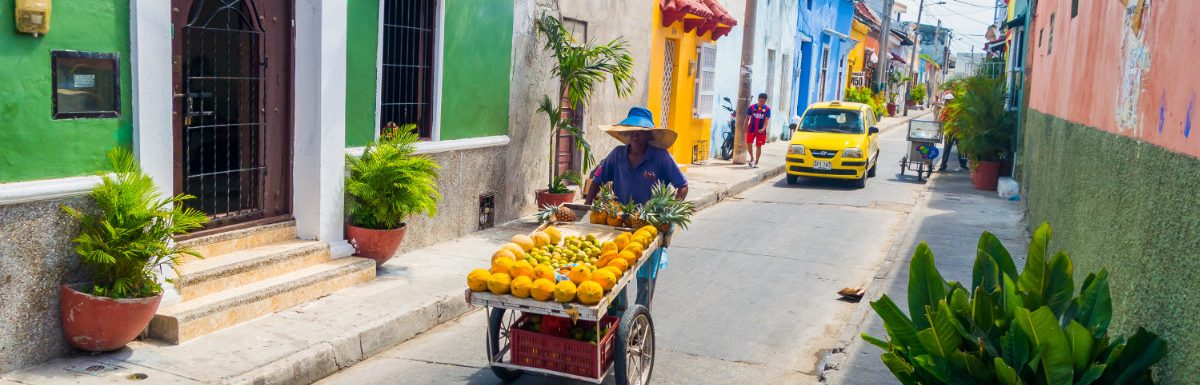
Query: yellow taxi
[[785, 101, 880, 188]]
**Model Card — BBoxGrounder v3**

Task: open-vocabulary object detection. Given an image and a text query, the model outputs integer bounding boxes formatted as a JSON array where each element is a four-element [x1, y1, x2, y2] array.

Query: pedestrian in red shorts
[[744, 93, 771, 168]]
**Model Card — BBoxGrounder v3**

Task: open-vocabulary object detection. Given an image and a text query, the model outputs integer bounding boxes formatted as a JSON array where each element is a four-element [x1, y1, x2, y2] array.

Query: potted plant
[[533, 14, 635, 209], [60, 148, 208, 352], [952, 75, 1014, 191], [907, 82, 927, 109], [345, 124, 441, 266], [536, 169, 581, 210], [865, 223, 1167, 384]]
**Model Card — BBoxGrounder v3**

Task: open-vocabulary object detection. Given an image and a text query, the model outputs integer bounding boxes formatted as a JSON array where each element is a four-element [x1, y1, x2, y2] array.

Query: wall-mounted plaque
[[51, 51, 120, 119]]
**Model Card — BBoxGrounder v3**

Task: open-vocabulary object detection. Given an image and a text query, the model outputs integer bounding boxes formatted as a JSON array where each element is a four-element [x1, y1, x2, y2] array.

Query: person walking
[[744, 93, 771, 168]]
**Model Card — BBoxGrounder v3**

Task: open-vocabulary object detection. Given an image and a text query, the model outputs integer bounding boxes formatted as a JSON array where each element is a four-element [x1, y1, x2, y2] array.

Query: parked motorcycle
[[718, 97, 735, 160]]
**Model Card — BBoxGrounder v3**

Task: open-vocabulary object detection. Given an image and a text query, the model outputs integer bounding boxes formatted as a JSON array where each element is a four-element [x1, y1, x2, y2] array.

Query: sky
[[895, 0, 1004, 56]]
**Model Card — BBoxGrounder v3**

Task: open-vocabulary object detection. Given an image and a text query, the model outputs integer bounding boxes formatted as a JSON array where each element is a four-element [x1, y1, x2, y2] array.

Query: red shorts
[[746, 131, 766, 146]]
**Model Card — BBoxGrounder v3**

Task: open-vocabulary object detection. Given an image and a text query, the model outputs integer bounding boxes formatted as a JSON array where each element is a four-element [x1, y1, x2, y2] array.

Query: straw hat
[[601, 107, 678, 149]]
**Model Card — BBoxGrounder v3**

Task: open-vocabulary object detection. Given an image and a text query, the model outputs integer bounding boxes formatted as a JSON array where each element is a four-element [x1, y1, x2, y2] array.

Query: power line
[[945, 0, 996, 8]]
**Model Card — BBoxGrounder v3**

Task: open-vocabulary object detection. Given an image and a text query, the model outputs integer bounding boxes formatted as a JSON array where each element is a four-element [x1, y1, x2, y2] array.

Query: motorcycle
[[718, 97, 735, 160]]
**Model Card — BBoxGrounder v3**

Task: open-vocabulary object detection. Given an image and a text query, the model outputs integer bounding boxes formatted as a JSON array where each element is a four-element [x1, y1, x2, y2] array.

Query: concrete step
[[178, 220, 297, 263], [174, 240, 331, 301], [149, 257, 376, 344]]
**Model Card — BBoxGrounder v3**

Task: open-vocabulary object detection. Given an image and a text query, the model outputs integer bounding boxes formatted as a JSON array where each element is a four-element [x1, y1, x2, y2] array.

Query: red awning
[[660, 0, 738, 40], [890, 52, 907, 64]]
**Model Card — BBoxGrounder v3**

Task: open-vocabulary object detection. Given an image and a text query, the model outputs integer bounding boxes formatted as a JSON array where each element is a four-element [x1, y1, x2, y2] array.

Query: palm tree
[[534, 14, 636, 190]]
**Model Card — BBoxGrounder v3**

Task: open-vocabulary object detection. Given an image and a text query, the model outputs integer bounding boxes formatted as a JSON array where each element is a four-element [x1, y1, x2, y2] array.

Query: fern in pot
[[345, 124, 441, 266], [60, 148, 208, 351]]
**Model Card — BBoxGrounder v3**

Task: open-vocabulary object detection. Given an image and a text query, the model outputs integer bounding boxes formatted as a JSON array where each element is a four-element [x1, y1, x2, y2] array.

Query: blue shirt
[[594, 145, 687, 204]]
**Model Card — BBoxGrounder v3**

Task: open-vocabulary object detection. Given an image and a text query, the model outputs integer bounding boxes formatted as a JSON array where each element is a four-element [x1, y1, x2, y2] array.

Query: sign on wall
[[51, 50, 120, 119]]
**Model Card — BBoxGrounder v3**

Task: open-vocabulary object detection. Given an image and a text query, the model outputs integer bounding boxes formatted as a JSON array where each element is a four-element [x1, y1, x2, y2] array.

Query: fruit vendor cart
[[467, 221, 661, 385], [899, 119, 944, 182]]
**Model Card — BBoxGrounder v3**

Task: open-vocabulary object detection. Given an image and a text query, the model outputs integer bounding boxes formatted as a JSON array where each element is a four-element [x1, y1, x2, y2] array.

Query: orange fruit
[[554, 281, 577, 303], [487, 273, 512, 295], [501, 243, 526, 259], [544, 226, 563, 245], [623, 242, 644, 257], [607, 258, 629, 272], [533, 265, 556, 281], [576, 281, 604, 305], [613, 233, 630, 250], [510, 276, 533, 298], [492, 248, 516, 263], [511, 260, 534, 278], [531, 278, 556, 301], [492, 256, 515, 275], [568, 265, 592, 285], [591, 269, 617, 291], [600, 242, 618, 255], [511, 235, 535, 251], [467, 269, 491, 292], [602, 266, 624, 280], [531, 231, 551, 248], [618, 251, 638, 265]]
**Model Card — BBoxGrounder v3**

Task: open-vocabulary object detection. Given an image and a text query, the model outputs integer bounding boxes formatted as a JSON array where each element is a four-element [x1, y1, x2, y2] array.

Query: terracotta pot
[[535, 189, 575, 209], [972, 161, 1001, 191], [345, 224, 407, 266], [60, 284, 162, 352], [887, 103, 897, 116]]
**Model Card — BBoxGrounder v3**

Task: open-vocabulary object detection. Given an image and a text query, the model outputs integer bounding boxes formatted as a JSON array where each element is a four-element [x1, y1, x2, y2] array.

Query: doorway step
[[148, 221, 375, 343]]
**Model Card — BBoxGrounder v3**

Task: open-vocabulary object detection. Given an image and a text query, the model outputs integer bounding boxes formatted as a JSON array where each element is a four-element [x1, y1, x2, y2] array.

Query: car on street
[[785, 101, 880, 188]]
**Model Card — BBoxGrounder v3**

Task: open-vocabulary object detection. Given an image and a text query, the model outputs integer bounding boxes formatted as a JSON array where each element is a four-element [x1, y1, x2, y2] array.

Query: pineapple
[[555, 205, 578, 222], [619, 200, 640, 228], [590, 182, 615, 224], [644, 181, 695, 232], [603, 201, 624, 227]]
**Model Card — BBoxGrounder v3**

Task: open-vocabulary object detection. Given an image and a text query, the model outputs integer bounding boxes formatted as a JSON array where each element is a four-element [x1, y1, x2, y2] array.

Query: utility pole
[[904, 0, 927, 116], [875, 0, 895, 95], [731, 0, 758, 164], [934, 20, 943, 92]]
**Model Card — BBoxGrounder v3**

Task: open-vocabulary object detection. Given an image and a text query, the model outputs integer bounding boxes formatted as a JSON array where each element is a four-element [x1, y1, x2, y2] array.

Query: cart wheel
[[917, 163, 925, 182], [487, 308, 524, 382], [615, 305, 655, 385], [899, 157, 907, 176]]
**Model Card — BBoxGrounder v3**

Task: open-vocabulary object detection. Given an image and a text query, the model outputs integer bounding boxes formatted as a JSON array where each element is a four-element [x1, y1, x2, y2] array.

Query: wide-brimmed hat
[[601, 107, 678, 149]]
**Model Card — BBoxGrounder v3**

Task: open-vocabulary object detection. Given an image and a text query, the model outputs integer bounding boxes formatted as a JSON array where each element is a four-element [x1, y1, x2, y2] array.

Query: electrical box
[[15, 0, 52, 37]]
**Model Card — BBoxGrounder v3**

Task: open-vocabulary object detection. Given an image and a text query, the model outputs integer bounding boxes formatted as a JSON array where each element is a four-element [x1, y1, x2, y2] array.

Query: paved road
[[318, 126, 929, 385]]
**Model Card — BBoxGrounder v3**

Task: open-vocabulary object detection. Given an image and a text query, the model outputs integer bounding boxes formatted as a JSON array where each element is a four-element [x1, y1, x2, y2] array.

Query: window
[[661, 39, 678, 128], [798, 109, 863, 134], [818, 44, 830, 102], [693, 43, 717, 118], [380, 0, 437, 138], [1048, 13, 1055, 55], [766, 49, 777, 104], [807, 0, 813, 10], [1072, 0, 1079, 18], [51, 51, 120, 119]]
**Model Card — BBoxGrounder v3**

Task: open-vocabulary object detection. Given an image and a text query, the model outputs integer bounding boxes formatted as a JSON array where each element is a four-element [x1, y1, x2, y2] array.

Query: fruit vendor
[[585, 106, 688, 309]]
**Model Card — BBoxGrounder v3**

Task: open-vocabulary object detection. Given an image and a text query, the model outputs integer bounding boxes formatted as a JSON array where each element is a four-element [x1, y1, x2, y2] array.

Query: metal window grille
[[181, 0, 267, 223], [661, 39, 677, 128], [693, 43, 717, 118], [380, 0, 436, 138]]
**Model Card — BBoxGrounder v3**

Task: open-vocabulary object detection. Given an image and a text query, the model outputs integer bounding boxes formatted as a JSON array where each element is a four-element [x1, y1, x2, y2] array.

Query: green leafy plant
[[951, 75, 1015, 162], [642, 181, 695, 231], [908, 83, 927, 104], [547, 170, 582, 194], [865, 223, 1167, 385], [62, 148, 209, 299], [535, 14, 635, 190], [845, 86, 886, 120], [345, 124, 441, 230]]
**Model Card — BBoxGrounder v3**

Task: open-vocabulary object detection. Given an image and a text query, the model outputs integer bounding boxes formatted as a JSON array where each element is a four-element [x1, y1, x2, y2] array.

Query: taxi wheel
[[853, 173, 867, 189], [867, 163, 877, 178], [786, 175, 798, 185]]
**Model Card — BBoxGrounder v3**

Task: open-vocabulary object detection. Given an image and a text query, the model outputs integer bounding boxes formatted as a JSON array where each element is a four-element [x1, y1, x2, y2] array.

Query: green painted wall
[[438, 1, 513, 140], [345, 0, 379, 147], [0, 0, 132, 183], [1022, 110, 1200, 384]]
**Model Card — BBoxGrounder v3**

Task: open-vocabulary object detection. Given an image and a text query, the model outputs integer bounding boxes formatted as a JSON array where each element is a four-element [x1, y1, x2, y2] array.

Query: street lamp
[[903, 0, 946, 116]]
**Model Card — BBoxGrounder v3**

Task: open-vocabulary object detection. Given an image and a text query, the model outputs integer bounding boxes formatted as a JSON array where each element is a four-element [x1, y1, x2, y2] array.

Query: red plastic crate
[[510, 314, 619, 379]]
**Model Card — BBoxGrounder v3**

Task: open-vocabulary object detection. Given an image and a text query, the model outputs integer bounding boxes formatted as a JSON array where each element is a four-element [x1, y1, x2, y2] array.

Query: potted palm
[[533, 14, 635, 209], [60, 148, 208, 352], [345, 124, 441, 266], [952, 75, 1014, 191]]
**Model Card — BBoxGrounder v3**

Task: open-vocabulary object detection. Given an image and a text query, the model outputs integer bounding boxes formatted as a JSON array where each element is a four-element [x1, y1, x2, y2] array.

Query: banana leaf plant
[[865, 223, 1167, 385]]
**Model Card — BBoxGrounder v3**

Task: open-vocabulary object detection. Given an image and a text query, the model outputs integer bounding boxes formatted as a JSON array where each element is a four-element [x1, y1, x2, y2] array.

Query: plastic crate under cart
[[510, 314, 619, 379]]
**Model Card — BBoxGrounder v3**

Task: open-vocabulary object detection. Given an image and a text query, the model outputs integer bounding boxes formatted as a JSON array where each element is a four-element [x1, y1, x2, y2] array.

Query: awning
[[660, 0, 738, 40], [890, 51, 907, 64]]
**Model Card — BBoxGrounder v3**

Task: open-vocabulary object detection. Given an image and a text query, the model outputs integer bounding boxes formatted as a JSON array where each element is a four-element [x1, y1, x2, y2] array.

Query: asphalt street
[[318, 124, 930, 385]]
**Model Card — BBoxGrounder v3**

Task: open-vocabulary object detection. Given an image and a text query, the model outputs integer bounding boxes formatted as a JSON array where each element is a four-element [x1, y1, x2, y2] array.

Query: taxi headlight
[[843, 147, 864, 158], [788, 144, 806, 154]]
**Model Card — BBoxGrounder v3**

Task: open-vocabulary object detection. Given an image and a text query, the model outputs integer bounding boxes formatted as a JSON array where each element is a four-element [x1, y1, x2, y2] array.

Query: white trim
[[129, 0, 174, 198], [0, 176, 102, 205], [374, 0, 445, 142], [374, 0, 385, 134], [344, 135, 511, 157]]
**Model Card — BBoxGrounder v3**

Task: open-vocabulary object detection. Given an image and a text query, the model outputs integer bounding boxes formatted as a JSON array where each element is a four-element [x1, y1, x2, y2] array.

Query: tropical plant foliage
[[908, 83, 927, 104], [641, 181, 695, 231], [547, 170, 582, 194], [845, 86, 886, 120], [62, 148, 209, 299], [946, 75, 1015, 162], [535, 14, 636, 189], [345, 124, 441, 230], [865, 223, 1167, 385]]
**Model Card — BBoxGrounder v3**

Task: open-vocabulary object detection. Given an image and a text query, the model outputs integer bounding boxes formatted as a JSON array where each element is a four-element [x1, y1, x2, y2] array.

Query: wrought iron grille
[[661, 39, 677, 129], [381, 0, 436, 138], [181, 0, 267, 223]]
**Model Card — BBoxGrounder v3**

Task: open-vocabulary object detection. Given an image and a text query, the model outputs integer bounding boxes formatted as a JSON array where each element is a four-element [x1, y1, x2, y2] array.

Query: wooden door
[[172, 0, 292, 229]]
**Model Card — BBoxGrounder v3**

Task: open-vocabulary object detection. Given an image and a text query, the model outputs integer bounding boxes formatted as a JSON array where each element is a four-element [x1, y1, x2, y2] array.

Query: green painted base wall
[[345, 0, 380, 147], [0, 0, 132, 183], [1022, 110, 1200, 384], [439, 1, 512, 140]]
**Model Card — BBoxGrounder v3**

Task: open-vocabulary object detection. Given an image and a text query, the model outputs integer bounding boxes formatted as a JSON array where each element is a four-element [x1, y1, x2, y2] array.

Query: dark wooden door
[[172, 0, 292, 228]]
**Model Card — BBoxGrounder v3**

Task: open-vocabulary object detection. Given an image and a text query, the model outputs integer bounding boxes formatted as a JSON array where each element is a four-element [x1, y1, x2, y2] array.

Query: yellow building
[[649, 0, 737, 164], [846, 19, 870, 89]]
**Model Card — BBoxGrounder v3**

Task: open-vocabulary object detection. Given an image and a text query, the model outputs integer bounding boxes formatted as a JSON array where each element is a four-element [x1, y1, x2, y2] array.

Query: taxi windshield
[[799, 109, 863, 134]]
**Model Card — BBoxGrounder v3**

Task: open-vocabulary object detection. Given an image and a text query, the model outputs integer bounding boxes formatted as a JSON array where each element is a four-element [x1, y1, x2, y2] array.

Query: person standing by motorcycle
[[745, 93, 771, 168]]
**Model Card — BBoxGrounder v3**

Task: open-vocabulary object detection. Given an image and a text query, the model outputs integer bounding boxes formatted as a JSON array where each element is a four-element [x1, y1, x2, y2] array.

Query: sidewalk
[[817, 164, 1028, 384]]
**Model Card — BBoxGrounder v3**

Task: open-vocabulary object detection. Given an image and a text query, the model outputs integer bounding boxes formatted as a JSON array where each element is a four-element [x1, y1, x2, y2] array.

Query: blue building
[[791, 0, 856, 114]]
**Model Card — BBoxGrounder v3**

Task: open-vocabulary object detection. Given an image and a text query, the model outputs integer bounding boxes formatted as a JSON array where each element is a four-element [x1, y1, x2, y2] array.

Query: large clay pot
[[60, 284, 162, 352], [972, 161, 1001, 191], [535, 189, 575, 209], [887, 103, 897, 116], [345, 224, 407, 266]]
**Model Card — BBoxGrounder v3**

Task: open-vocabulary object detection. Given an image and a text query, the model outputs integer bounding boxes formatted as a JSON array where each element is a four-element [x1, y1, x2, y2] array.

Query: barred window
[[380, 0, 437, 138]]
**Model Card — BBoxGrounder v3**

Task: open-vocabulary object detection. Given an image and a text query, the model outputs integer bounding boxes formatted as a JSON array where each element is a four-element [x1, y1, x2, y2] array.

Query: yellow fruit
[[531, 278, 556, 301], [487, 273, 512, 295], [602, 266, 624, 280], [613, 234, 630, 250], [569, 265, 592, 285], [544, 226, 563, 245], [624, 242, 644, 257], [596, 252, 618, 268], [531, 231, 551, 248], [511, 235, 535, 251], [639, 225, 658, 237], [577, 281, 604, 305], [591, 269, 617, 291], [510, 276, 533, 298], [511, 260, 534, 278], [491, 248, 516, 263], [618, 251, 639, 265], [633, 231, 652, 245], [607, 258, 629, 272], [554, 281, 577, 303], [467, 269, 492, 292], [492, 256, 515, 275], [533, 265, 556, 281], [502, 243, 526, 259], [600, 242, 618, 255]]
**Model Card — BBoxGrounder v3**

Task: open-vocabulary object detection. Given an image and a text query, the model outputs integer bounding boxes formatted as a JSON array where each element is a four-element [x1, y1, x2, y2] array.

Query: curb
[[689, 164, 786, 212]]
